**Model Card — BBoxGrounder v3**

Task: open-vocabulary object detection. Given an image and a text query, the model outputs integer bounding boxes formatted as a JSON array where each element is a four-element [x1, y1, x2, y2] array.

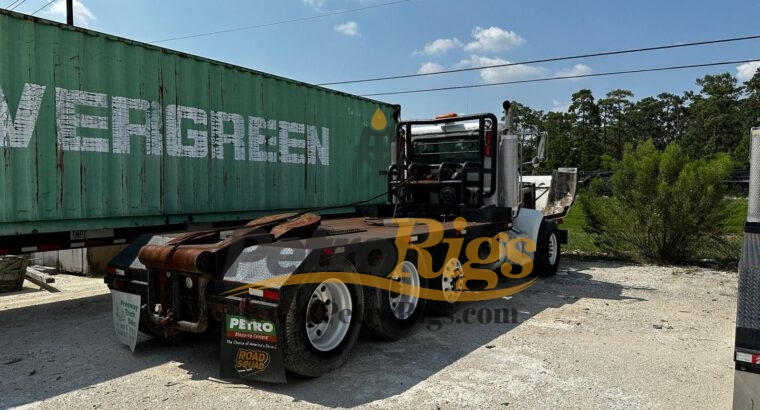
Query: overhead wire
[[318, 34, 760, 86], [360, 58, 760, 97], [148, 0, 411, 44], [5, 0, 24, 10], [9, 0, 31, 11], [30, 0, 55, 16]]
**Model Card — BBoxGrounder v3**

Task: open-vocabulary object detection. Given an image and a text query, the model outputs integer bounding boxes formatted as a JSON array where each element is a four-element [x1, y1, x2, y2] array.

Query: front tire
[[535, 221, 560, 277]]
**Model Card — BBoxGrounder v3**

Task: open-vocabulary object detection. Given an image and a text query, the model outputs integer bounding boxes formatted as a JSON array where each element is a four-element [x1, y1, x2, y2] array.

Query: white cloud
[[737, 61, 760, 82], [302, 0, 327, 10], [46, 0, 95, 27], [550, 99, 570, 113], [454, 55, 545, 84], [554, 64, 593, 80], [418, 62, 444, 74], [463, 27, 525, 53], [414, 38, 463, 56], [334, 21, 359, 37]]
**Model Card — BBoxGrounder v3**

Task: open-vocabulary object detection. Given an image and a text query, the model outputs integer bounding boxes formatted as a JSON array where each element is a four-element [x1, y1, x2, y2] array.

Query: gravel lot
[[0, 259, 737, 409]]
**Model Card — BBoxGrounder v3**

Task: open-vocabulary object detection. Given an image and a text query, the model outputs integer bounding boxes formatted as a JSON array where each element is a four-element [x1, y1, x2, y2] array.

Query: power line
[[360, 58, 760, 97], [7, 0, 28, 10], [319, 34, 760, 86], [6, 0, 22, 10], [30, 0, 55, 16], [148, 0, 411, 44]]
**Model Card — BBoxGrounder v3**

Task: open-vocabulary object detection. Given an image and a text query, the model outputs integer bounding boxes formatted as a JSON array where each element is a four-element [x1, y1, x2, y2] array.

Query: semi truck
[[105, 102, 577, 382], [0, 9, 577, 382]]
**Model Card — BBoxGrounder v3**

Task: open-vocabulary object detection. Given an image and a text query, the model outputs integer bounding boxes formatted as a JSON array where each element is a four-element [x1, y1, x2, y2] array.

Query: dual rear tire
[[281, 254, 429, 376], [281, 260, 365, 377], [363, 252, 427, 341]]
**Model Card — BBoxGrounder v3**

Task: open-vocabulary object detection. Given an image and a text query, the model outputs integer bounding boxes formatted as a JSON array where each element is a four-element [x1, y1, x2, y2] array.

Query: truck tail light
[[263, 289, 280, 302], [249, 288, 280, 302], [107, 265, 125, 277]]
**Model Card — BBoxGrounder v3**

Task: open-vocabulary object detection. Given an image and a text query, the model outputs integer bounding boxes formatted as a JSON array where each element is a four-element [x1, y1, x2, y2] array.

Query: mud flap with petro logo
[[219, 314, 286, 383]]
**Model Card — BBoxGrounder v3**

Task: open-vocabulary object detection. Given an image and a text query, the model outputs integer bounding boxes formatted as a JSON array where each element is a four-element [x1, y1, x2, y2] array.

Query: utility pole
[[66, 0, 73, 25]]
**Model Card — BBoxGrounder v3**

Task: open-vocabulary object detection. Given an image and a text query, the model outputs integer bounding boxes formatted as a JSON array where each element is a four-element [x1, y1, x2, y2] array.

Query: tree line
[[511, 69, 760, 172]]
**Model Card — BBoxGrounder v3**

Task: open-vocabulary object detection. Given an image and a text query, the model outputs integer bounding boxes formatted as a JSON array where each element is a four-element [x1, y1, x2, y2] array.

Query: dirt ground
[[0, 259, 737, 409]]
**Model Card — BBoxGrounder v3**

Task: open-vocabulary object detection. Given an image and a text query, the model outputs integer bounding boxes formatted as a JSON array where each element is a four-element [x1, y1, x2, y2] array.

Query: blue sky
[[13, 0, 760, 119]]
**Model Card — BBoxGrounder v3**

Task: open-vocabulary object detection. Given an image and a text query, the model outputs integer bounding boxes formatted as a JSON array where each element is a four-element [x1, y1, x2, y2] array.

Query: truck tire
[[425, 258, 462, 317], [364, 252, 427, 340], [281, 272, 364, 377], [535, 221, 560, 277]]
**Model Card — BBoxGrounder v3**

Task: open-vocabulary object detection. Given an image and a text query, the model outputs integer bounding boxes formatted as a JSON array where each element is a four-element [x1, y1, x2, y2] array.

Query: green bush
[[580, 140, 733, 264]]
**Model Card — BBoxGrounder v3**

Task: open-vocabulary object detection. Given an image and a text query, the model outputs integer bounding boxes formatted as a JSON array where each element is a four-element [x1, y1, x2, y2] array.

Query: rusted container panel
[[0, 10, 396, 236]]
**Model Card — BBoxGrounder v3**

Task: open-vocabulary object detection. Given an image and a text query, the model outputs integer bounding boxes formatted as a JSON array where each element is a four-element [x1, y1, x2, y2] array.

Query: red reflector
[[504, 223, 512, 229], [322, 248, 334, 257], [485, 132, 493, 157], [263, 289, 280, 302], [557, 218, 564, 225], [737, 352, 760, 364], [0, 248, 8, 255], [107, 266, 117, 275], [37, 244, 60, 252]]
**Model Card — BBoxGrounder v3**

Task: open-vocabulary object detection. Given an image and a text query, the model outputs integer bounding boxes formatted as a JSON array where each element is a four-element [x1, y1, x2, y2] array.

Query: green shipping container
[[0, 10, 397, 239]]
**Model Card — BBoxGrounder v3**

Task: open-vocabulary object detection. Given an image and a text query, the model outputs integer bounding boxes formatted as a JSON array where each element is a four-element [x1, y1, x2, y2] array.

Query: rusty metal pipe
[[145, 275, 211, 334]]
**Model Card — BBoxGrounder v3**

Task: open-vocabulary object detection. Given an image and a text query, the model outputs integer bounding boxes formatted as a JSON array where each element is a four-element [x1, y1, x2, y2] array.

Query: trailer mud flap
[[220, 313, 286, 383], [733, 368, 760, 409], [111, 289, 141, 352]]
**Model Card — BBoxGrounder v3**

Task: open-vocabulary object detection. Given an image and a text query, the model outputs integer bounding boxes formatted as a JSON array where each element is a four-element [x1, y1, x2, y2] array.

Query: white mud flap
[[111, 289, 141, 352], [733, 368, 760, 409]]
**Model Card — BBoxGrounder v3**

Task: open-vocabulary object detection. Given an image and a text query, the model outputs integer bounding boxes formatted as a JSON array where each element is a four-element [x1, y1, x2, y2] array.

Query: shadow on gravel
[[1, 286, 46, 296], [0, 260, 650, 408]]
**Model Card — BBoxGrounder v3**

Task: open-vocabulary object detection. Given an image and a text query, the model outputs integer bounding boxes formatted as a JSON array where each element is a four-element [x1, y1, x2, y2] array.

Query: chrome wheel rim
[[441, 258, 462, 303], [389, 261, 420, 320], [305, 279, 352, 352], [548, 233, 558, 266]]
